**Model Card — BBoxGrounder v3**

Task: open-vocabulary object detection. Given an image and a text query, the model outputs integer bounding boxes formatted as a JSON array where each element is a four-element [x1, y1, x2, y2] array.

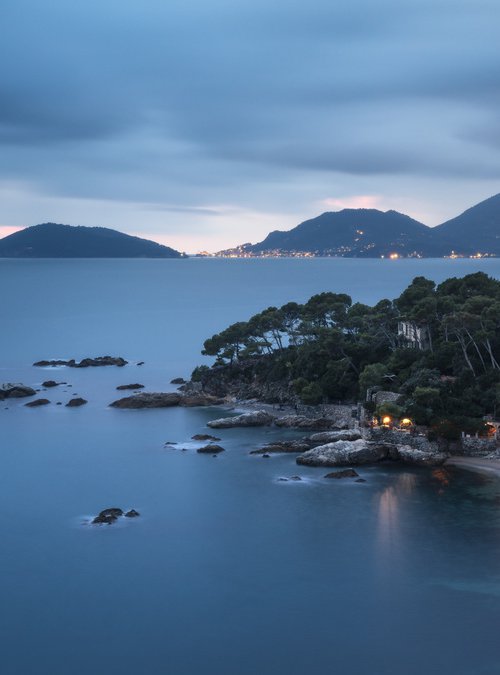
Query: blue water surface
[[1, 257, 500, 675]]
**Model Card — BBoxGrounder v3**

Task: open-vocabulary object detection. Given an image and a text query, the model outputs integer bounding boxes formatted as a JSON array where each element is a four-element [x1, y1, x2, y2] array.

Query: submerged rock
[[42, 380, 63, 388], [0, 383, 37, 399], [25, 398, 50, 407], [207, 410, 275, 428], [66, 398, 88, 407], [116, 383, 145, 390], [297, 439, 387, 467], [324, 469, 360, 479], [124, 509, 140, 518], [197, 444, 225, 454], [192, 434, 221, 441]]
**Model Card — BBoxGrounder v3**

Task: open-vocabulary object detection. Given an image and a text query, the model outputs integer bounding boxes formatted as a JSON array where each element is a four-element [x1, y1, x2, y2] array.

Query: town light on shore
[[382, 415, 392, 425]]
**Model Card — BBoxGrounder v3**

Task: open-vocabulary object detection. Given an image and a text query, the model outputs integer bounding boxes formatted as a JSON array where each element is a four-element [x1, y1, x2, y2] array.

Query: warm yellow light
[[389, 253, 399, 260], [400, 418, 412, 426], [382, 416, 392, 425]]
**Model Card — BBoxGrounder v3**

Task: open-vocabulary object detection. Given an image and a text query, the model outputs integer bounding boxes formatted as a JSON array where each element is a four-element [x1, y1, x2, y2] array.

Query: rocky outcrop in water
[[324, 469, 360, 479], [297, 439, 386, 467], [116, 383, 144, 390], [92, 507, 140, 524], [66, 397, 88, 407], [42, 380, 64, 388], [34, 356, 128, 368], [0, 383, 36, 399], [197, 444, 225, 454], [110, 391, 222, 409], [250, 440, 312, 454], [111, 392, 182, 408], [25, 398, 50, 407], [192, 434, 221, 441], [207, 410, 275, 428], [171, 377, 186, 385]]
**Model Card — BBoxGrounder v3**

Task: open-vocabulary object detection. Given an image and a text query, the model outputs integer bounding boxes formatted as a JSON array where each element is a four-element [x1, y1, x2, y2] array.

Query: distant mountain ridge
[[218, 194, 500, 258], [0, 223, 185, 258]]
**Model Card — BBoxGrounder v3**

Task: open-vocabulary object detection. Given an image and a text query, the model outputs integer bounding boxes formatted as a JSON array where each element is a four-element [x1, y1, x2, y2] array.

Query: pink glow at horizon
[[0, 225, 23, 238]]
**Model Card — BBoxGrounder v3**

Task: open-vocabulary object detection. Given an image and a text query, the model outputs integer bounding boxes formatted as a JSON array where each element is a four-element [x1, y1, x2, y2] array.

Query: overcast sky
[[1, 0, 499, 251]]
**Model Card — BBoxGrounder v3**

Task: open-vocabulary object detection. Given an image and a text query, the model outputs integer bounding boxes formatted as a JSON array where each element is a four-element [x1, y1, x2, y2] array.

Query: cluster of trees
[[196, 272, 500, 436]]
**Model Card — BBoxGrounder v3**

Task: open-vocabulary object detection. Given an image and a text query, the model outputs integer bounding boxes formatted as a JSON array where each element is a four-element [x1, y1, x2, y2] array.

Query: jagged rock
[[396, 445, 448, 466], [197, 444, 225, 454], [34, 356, 127, 368], [324, 469, 359, 479], [25, 398, 50, 407], [250, 440, 311, 454], [171, 377, 186, 384], [110, 392, 182, 408], [192, 434, 221, 441], [179, 393, 224, 407], [0, 383, 37, 399], [297, 439, 387, 467], [42, 380, 63, 388], [274, 415, 344, 430], [66, 398, 88, 407], [116, 383, 145, 390], [207, 410, 275, 428], [308, 429, 362, 444], [124, 509, 140, 518], [92, 508, 124, 525]]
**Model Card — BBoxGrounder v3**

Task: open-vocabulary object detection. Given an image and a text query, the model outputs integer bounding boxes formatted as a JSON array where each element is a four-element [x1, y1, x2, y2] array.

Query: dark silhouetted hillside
[[0, 223, 185, 258]]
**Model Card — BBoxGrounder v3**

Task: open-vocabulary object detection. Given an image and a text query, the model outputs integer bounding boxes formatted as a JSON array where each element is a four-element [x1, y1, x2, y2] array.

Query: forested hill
[[0, 223, 185, 258], [193, 272, 500, 437], [219, 193, 500, 257], [249, 209, 432, 257]]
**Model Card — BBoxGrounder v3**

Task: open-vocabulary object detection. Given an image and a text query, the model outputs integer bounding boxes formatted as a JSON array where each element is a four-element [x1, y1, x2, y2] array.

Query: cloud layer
[[1, 0, 499, 249]]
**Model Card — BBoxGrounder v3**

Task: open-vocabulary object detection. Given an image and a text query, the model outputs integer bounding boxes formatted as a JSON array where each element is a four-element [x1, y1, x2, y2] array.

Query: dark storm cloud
[[0, 0, 499, 239]]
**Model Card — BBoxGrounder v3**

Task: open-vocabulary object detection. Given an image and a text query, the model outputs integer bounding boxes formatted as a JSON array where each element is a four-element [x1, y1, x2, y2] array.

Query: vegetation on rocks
[[194, 272, 500, 437]]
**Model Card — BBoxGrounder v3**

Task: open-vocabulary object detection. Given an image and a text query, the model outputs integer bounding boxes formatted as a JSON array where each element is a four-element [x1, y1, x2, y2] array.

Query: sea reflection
[[374, 471, 417, 569]]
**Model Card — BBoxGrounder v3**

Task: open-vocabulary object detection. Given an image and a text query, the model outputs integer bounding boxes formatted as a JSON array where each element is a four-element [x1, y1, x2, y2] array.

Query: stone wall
[[455, 436, 498, 457]]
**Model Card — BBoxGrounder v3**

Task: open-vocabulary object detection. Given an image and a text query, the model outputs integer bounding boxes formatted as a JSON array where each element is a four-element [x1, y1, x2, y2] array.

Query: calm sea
[[1, 257, 500, 675]]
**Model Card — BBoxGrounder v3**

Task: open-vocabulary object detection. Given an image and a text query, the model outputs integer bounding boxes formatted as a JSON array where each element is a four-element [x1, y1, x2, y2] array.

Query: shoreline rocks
[[297, 439, 386, 467], [34, 356, 128, 368], [207, 410, 275, 428]]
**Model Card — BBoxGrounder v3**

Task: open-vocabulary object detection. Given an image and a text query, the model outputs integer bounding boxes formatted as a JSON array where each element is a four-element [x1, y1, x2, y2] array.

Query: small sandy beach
[[446, 456, 500, 478]]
